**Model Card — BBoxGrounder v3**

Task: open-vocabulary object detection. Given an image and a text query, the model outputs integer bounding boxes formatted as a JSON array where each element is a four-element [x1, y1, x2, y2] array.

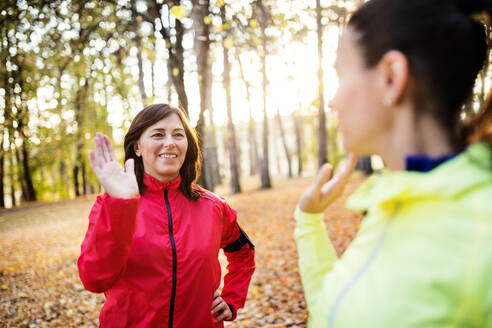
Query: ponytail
[[349, 0, 492, 153], [468, 88, 492, 145]]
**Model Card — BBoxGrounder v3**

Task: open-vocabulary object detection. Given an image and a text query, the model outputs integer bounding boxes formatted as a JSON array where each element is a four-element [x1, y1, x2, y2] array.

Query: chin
[[342, 138, 371, 156]]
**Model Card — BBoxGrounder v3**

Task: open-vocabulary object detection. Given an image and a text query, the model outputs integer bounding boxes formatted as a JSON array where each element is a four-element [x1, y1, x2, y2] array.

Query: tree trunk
[[293, 110, 303, 176], [0, 148, 5, 208], [136, 33, 147, 104], [73, 75, 88, 196], [19, 123, 36, 201], [193, 0, 214, 190], [316, 0, 328, 167], [73, 165, 80, 197], [170, 18, 189, 114], [236, 51, 259, 176], [131, 0, 147, 105], [259, 0, 271, 189], [276, 109, 292, 178], [9, 143, 15, 207], [15, 145, 28, 202], [148, 0, 189, 115], [222, 5, 241, 194]]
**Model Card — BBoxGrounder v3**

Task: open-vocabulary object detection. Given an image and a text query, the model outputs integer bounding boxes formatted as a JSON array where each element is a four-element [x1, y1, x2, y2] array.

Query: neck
[[377, 105, 456, 170]]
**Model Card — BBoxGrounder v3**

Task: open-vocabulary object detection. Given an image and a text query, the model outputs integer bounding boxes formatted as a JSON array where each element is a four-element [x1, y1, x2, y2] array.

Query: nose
[[162, 135, 176, 149], [329, 91, 339, 112]]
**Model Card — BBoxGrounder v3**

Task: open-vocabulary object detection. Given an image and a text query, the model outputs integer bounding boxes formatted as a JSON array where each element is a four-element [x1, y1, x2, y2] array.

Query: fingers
[[124, 158, 134, 174], [314, 163, 334, 190], [88, 150, 99, 174], [96, 132, 111, 163], [103, 133, 117, 162], [320, 153, 357, 196], [214, 306, 231, 323], [211, 298, 232, 323], [211, 296, 223, 313], [339, 153, 358, 182], [94, 133, 108, 164]]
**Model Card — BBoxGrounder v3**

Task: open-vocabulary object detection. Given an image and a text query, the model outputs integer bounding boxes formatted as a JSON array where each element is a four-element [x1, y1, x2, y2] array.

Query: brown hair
[[348, 0, 492, 152], [124, 103, 202, 200]]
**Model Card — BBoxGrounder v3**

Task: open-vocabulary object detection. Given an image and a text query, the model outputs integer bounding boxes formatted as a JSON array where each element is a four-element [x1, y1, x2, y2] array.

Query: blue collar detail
[[405, 154, 457, 172]]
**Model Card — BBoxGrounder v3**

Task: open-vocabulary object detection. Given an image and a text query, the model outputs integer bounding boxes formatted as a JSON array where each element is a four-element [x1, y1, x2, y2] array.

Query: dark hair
[[124, 103, 202, 200], [348, 0, 492, 150]]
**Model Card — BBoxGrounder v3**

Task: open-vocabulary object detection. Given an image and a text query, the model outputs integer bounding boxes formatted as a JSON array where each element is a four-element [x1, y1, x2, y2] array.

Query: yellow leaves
[[213, 25, 223, 33], [251, 35, 261, 46], [0, 176, 365, 326], [170, 5, 187, 21], [203, 15, 212, 25], [172, 68, 179, 77], [250, 18, 258, 29], [223, 37, 234, 49], [215, 0, 224, 7], [165, 40, 172, 49]]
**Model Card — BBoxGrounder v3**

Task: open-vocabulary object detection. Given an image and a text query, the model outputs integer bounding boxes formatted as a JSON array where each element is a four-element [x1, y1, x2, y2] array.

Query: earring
[[382, 97, 392, 107]]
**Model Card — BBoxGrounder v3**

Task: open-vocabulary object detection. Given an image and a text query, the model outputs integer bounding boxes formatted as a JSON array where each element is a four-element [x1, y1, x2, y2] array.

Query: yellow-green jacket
[[294, 143, 492, 328]]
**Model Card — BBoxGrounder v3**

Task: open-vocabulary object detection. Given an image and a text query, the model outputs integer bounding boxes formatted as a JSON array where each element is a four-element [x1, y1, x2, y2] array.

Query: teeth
[[159, 154, 177, 158]]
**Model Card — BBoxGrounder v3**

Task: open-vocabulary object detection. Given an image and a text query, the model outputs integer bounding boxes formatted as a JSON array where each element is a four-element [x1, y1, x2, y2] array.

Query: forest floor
[[0, 174, 364, 328]]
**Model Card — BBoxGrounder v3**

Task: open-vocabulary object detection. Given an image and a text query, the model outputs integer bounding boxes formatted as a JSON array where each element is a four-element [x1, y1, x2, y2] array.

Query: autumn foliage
[[0, 176, 363, 327]]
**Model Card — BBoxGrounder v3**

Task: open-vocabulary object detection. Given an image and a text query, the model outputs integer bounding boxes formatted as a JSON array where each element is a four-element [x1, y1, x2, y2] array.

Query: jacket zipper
[[327, 203, 400, 328], [164, 187, 177, 328]]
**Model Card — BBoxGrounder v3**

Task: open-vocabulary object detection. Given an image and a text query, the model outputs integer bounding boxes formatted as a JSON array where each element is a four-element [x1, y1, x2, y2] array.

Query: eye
[[174, 132, 185, 138], [151, 133, 164, 138]]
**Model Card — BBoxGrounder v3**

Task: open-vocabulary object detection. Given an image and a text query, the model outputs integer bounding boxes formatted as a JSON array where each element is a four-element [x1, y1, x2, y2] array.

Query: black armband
[[223, 224, 254, 252]]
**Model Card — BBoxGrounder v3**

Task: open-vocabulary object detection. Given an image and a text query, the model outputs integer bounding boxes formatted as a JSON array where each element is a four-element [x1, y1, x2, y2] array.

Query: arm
[[294, 154, 357, 312], [77, 194, 139, 293], [221, 227, 255, 320], [218, 204, 256, 321], [294, 206, 336, 310], [77, 132, 140, 293]]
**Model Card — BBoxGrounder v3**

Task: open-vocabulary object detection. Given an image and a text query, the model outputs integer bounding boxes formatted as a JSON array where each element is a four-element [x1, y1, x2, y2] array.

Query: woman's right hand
[[298, 153, 358, 213], [88, 132, 139, 199]]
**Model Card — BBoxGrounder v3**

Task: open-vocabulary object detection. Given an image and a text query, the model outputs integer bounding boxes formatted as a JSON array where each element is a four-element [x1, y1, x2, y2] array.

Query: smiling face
[[134, 113, 188, 182], [330, 27, 392, 155]]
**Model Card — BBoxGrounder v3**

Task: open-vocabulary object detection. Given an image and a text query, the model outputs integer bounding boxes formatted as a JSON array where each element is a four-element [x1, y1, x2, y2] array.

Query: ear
[[134, 142, 141, 157], [377, 50, 409, 106]]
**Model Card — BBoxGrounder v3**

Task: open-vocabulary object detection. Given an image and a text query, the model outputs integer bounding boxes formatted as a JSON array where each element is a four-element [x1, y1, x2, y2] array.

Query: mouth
[[158, 153, 178, 159]]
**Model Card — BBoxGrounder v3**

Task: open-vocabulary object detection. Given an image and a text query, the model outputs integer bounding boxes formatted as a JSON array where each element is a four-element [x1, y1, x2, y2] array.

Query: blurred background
[[2, 1, 492, 327], [0, 0, 369, 207]]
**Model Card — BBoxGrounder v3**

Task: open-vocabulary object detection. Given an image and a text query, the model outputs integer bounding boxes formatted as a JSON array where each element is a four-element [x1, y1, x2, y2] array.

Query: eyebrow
[[151, 128, 185, 132]]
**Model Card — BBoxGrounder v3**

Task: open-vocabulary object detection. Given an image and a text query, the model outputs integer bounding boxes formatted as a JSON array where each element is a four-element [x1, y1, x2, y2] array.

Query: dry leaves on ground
[[0, 175, 364, 328]]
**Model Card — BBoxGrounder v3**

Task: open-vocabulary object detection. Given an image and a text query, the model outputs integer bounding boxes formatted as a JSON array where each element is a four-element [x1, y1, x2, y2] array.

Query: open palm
[[88, 132, 139, 199], [299, 153, 358, 213]]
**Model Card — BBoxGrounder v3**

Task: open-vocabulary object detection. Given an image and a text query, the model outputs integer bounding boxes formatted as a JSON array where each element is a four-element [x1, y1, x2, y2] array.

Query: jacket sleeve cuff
[[294, 205, 324, 224], [225, 302, 237, 321]]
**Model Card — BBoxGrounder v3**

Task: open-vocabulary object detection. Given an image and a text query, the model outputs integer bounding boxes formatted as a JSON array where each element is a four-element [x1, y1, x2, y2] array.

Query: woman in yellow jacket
[[295, 0, 492, 327]]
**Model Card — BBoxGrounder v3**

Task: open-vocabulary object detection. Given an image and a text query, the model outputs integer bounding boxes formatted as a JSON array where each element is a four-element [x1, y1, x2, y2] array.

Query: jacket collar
[[143, 173, 181, 193], [347, 142, 492, 213]]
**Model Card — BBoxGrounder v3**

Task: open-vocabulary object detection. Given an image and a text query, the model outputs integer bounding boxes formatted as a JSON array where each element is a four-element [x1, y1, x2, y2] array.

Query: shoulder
[[192, 185, 229, 211]]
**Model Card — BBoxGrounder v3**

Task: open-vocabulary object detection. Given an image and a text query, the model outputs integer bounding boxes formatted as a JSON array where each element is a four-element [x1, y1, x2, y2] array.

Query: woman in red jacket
[[78, 103, 255, 328]]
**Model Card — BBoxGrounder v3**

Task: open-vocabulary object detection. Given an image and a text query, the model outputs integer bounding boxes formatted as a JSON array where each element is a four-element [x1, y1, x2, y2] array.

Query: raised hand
[[299, 153, 358, 213], [88, 132, 139, 199]]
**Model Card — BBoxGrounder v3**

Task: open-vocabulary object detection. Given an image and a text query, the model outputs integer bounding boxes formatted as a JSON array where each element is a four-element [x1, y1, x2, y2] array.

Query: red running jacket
[[77, 174, 255, 328]]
